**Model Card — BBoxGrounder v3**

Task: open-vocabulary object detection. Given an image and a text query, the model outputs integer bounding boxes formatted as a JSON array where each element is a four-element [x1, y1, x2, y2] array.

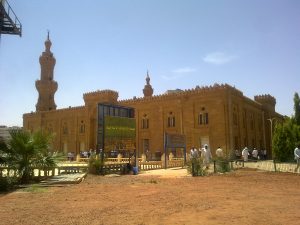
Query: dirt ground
[[0, 168, 300, 225]]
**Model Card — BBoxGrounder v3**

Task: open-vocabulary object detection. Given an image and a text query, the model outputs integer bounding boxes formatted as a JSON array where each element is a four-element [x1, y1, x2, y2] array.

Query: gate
[[164, 133, 186, 169]]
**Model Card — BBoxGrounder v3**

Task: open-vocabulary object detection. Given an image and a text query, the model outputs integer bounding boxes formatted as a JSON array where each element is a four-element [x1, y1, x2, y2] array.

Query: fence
[[0, 165, 88, 178], [0, 154, 186, 178]]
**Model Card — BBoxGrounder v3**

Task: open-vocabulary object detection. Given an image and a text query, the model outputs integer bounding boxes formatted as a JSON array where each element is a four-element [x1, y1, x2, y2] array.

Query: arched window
[[141, 114, 149, 129], [198, 107, 209, 125], [62, 122, 68, 135], [233, 107, 238, 126], [167, 112, 175, 127], [80, 120, 85, 133]]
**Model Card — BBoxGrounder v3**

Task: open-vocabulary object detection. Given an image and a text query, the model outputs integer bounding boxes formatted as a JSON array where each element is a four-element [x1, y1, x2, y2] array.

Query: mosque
[[23, 35, 283, 159]]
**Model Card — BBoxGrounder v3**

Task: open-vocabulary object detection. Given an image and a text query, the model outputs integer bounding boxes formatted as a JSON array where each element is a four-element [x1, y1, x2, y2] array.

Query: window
[[250, 113, 254, 130], [243, 109, 247, 128], [258, 116, 262, 131], [62, 123, 68, 134], [198, 113, 209, 125], [48, 125, 53, 133], [167, 112, 175, 127], [233, 107, 238, 126], [141, 114, 149, 129], [80, 121, 85, 133]]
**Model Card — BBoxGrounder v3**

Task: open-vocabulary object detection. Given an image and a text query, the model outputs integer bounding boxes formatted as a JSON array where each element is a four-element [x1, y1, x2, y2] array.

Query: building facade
[[23, 36, 282, 158]]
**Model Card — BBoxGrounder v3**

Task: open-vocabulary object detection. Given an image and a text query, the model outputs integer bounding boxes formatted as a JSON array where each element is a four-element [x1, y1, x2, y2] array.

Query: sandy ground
[[0, 168, 300, 225]]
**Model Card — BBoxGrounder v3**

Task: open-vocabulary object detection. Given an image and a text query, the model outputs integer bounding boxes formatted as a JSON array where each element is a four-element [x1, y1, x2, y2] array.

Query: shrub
[[187, 158, 207, 176], [273, 118, 300, 162], [88, 155, 104, 174], [0, 177, 17, 192], [215, 157, 231, 173]]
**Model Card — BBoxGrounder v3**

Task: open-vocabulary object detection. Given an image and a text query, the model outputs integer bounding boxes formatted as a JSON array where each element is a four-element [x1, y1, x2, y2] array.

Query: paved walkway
[[138, 167, 191, 178], [39, 173, 87, 186]]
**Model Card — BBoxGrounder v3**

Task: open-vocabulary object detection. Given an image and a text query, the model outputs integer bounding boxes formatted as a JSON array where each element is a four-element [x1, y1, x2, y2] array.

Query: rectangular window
[[167, 116, 175, 127], [250, 113, 254, 130], [233, 112, 238, 126], [243, 110, 246, 128], [63, 126, 68, 134], [80, 124, 85, 133], [198, 113, 209, 125], [141, 118, 149, 129]]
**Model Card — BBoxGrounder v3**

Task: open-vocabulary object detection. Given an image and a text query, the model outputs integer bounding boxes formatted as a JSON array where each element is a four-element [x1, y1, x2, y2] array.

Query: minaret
[[143, 70, 154, 97], [35, 32, 58, 111]]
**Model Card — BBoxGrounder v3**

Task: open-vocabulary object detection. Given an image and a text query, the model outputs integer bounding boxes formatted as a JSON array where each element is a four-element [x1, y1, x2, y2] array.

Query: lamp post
[[267, 118, 276, 158]]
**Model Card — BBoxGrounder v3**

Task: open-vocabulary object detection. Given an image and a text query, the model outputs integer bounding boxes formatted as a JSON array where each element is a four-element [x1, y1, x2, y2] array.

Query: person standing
[[294, 144, 300, 172], [216, 147, 224, 158], [263, 149, 267, 160], [235, 149, 241, 165], [190, 148, 195, 159], [242, 147, 249, 162], [202, 144, 212, 169], [252, 148, 258, 160]]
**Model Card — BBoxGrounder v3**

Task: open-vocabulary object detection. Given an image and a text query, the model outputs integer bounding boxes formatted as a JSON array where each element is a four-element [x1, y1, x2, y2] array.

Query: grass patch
[[22, 184, 48, 193]]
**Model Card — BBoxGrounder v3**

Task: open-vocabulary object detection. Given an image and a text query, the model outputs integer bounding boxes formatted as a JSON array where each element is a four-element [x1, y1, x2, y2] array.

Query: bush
[[273, 118, 300, 162], [187, 158, 207, 176], [0, 177, 17, 192], [215, 157, 231, 173], [88, 155, 104, 174]]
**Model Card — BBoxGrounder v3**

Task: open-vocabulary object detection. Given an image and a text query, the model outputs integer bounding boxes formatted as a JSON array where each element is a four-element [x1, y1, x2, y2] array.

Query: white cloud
[[203, 52, 237, 65], [162, 67, 196, 80], [172, 67, 197, 73], [162, 74, 183, 80]]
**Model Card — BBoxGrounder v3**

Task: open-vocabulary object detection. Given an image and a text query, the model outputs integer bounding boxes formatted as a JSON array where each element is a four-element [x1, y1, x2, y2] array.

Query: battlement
[[254, 94, 276, 111], [254, 94, 276, 105], [83, 89, 119, 105], [23, 105, 85, 117], [119, 83, 243, 104]]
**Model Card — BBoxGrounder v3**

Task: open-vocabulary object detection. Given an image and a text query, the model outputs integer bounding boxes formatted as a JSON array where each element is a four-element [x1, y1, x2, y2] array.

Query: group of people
[[190, 144, 214, 169], [235, 147, 267, 162]]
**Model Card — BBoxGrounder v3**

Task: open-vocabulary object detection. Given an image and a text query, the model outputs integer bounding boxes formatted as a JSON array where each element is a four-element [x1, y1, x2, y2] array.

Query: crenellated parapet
[[24, 105, 85, 117], [119, 83, 243, 104], [83, 89, 119, 106], [254, 94, 276, 111]]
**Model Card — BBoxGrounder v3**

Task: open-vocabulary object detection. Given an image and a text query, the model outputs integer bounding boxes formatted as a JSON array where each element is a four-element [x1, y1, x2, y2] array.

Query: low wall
[[241, 160, 299, 173]]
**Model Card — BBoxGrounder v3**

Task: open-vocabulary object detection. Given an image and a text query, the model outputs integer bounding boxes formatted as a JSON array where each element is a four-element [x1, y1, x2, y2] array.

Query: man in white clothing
[[202, 144, 212, 169], [216, 147, 224, 158], [294, 144, 300, 172], [242, 147, 249, 162]]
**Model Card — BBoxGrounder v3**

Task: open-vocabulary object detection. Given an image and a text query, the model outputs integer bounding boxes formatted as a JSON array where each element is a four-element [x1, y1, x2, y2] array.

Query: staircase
[[0, 0, 22, 36]]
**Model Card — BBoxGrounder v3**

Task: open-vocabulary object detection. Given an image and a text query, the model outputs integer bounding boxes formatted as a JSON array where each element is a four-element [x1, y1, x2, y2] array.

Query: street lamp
[[267, 118, 276, 158]]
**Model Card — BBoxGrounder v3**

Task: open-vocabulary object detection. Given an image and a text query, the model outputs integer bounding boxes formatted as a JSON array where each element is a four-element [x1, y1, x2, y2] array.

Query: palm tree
[[0, 129, 61, 183]]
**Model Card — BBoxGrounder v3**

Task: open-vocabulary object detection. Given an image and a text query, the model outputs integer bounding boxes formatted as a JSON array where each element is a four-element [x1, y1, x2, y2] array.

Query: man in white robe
[[242, 147, 249, 162], [216, 147, 224, 158], [202, 144, 212, 169], [294, 144, 300, 172]]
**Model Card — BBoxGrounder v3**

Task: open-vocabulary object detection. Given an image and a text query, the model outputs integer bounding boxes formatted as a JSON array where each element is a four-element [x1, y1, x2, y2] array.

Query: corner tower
[[143, 71, 154, 97], [35, 32, 58, 111]]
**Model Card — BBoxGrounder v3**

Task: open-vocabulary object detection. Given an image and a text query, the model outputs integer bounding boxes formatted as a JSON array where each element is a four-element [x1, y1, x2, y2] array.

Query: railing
[[0, 0, 22, 36], [139, 161, 163, 171], [0, 165, 88, 178], [168, 160, 184, 168], [101, 163, 127, 174]]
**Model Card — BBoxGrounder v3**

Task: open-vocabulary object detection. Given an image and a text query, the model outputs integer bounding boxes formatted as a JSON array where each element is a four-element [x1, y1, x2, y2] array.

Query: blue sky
[[0, 0, 299, 126]]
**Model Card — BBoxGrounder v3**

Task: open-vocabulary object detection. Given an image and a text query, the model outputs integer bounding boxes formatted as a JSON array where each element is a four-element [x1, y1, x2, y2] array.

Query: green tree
[[0, 130, 61, 183], [294, 92, 300, 125], [272, 118, 300, 162]]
